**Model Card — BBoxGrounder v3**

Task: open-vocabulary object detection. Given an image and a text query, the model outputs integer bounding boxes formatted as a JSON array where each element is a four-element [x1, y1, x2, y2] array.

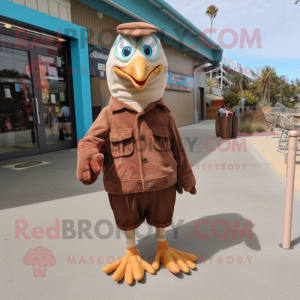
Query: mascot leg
[[102, 229, 155, 285], [153, 227, 197, 274]]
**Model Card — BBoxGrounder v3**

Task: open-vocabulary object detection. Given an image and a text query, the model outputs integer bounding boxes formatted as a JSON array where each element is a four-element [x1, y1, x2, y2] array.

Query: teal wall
[[0, 0, 93, 140]]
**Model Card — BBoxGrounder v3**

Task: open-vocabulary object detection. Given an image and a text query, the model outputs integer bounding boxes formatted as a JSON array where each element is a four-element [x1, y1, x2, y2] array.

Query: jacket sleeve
[[169, 114, 196, 190], [76, 107, 110, 185]]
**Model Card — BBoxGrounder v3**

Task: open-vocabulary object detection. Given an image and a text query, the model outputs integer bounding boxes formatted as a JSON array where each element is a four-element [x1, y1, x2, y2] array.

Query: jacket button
[[147, 182, 152, 188], [143, 158, 148, 163], [141, 135, 145, 141]]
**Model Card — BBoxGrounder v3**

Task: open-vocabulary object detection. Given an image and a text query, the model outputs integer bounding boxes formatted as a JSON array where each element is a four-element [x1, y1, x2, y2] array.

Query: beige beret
[[117, 22, 157, 37]]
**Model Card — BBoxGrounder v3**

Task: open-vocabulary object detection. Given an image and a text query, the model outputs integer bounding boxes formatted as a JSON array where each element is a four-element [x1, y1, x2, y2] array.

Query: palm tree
[[205, 5, 219, 39], [258, 66, 276, 106], [206, 77, 218, 94]]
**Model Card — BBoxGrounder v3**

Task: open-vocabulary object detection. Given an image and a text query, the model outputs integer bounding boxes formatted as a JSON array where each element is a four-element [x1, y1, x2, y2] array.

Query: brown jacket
[[76, 96, 196, 194]]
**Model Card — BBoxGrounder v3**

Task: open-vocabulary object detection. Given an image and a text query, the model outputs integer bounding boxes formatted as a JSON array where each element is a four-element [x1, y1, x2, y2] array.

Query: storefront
[[1, 0, 222, 160], [0, 0, 91, 160], [0, 24, 76, 158]]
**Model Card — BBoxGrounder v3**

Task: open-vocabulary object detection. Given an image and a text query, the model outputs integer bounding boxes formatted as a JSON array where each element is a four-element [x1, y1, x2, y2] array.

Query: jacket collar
[[109, 96, 171, 113]]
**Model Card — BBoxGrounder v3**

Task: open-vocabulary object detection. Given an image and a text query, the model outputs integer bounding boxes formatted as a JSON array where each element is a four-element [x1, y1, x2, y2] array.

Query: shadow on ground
[[291, 236, 300, 246], [137, 213, 261, 266], [111, 213, 261, 284]]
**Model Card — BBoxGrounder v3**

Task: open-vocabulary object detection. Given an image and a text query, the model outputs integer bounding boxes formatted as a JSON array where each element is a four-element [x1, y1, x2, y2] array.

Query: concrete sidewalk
[[1, 120, 300, 300]]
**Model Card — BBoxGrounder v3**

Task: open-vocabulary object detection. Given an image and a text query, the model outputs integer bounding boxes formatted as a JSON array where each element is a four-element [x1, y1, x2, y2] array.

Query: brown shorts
[[108, 185, 176, 231]]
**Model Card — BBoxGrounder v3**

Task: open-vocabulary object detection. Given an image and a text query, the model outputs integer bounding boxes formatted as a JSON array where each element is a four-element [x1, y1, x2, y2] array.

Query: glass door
[[32, 49, 73, 147], [0, 46, 39, 155], [0, 31, 76, 161]]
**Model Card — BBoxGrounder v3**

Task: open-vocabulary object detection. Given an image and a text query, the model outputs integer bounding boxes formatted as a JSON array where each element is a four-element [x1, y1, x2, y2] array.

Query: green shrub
[[230, 86, 241, 94], [224, 87, 259, 108], [240, 90, 259, 106], [282, 101, 295, 108], [240, 110, 266, 123], [239, 119, 268, 133], [223, 92, 240, 107], [253, 122, 268, 133], [239, 121, 254, 133]]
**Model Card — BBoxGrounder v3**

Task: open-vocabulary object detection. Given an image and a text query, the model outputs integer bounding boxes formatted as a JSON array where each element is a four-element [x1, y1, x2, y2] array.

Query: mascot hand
[[81, 153, 104, 185], [177, 186, 196, 195]]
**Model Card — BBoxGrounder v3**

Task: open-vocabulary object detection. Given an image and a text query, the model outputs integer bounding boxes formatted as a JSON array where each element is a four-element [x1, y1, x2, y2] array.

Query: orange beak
[[113, 56, 163, 90]]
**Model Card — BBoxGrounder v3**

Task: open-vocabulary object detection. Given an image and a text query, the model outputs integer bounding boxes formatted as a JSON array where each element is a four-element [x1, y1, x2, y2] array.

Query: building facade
[[0, 0, 222, 160]]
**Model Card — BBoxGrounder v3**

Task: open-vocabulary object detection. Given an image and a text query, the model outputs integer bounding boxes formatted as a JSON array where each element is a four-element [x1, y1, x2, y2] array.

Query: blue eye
[[143, 45, 152, 57], [138, 34, 161, 61], [122, 46, 132, 57], [114, 35, 137, 62]]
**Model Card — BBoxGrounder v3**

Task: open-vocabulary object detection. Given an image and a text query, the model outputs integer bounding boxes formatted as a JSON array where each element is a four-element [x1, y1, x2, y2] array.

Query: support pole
[[280, 130, 297, 250], [193, 67, 197, 124], [221, 61, 223, 91]]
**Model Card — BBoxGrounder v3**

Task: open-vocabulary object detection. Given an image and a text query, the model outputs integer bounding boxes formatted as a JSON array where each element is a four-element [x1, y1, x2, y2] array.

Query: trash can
[[232, 112, 238, 138], [221, 114, 233, 139], [215, 113, 222, 137]]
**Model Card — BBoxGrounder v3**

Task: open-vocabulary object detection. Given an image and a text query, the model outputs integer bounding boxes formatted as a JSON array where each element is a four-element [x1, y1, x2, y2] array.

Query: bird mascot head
[[106, 22, 168, 102]]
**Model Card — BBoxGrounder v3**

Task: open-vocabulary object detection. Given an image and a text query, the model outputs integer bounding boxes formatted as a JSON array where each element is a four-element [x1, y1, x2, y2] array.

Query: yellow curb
[[249, 138, 300, 194]]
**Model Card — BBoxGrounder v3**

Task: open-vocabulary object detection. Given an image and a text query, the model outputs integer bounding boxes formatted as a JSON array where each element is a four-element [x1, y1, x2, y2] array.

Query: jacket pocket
[[110, 128, 133, 158], [151, 127, 171, 151]]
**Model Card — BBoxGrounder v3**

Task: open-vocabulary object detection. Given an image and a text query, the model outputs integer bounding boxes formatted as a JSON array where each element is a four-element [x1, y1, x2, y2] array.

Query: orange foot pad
[[152, 240, 197, 274], [102, 246, 155, 285]]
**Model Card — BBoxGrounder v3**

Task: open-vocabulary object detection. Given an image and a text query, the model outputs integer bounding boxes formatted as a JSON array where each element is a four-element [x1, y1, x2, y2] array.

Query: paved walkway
[[0, 120, 299, 300]]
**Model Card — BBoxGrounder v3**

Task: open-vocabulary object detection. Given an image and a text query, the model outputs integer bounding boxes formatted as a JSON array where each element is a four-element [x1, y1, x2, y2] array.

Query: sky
[[165, 0, 300, 81]]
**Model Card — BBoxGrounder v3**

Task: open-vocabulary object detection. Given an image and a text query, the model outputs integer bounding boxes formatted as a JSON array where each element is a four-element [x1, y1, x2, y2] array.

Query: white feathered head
[[106, 22, 168, 102]]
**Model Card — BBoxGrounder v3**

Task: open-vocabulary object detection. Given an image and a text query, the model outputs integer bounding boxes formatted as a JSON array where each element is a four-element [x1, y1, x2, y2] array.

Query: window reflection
[[38, 54, 71, 145], [0, 47, 38, 153]]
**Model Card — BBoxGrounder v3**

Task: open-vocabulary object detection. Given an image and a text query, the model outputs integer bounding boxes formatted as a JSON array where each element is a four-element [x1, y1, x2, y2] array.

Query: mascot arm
[[169, 114, 196, 195], [76, 108, 110, 185]]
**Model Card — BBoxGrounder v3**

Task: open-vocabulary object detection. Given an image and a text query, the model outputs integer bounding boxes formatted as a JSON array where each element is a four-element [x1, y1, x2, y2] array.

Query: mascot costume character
[[77, 22, 197, 285]]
